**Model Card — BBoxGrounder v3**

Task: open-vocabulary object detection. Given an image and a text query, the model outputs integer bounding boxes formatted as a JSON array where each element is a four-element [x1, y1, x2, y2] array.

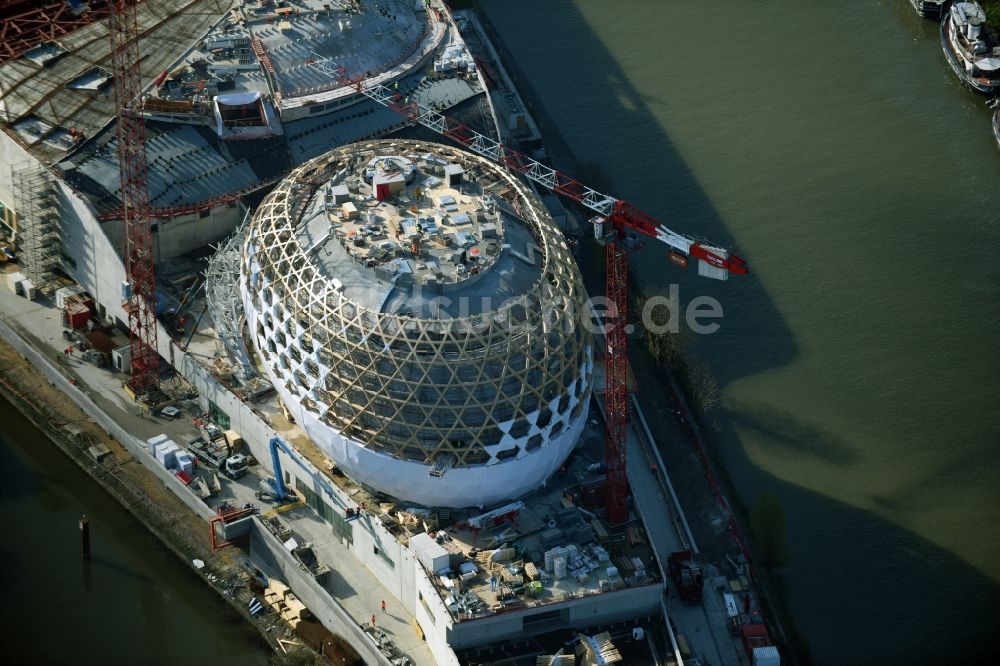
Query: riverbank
[[469, 2, 805, 662], [0, 335, 279, 661]]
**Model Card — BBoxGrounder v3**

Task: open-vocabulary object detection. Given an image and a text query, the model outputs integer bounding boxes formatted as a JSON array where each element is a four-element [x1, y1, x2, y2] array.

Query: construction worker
[[381, 599, 386, 613], [371, 614, 377, 627]]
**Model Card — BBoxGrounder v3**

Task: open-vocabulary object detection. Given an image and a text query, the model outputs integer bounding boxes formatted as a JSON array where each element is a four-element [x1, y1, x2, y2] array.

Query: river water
[[0, 399, 269, 665], [479, 2, 1000, 664]]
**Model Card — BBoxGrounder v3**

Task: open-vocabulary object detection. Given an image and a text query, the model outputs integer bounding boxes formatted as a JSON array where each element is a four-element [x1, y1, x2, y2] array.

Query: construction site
[[0, 2, 774, 666]]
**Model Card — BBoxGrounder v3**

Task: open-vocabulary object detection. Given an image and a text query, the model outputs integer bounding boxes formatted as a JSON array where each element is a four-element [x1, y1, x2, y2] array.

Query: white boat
[[941, 2, 1000, 95], [992, 104, 1000, 152], [910, 0, 950, 20]]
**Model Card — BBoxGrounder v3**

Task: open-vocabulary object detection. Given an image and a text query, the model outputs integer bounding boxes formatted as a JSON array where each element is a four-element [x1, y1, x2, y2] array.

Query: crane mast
[[108, 0, 159, 394], [316, 59, 747, 525]]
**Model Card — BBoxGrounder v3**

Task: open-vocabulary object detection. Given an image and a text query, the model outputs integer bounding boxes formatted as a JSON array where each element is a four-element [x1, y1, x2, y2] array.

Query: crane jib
[[319, 59, 748, 278]]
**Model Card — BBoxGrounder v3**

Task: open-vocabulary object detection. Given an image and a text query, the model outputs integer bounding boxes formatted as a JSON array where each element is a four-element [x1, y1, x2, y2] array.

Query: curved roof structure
[[241, 139, 593, 507]]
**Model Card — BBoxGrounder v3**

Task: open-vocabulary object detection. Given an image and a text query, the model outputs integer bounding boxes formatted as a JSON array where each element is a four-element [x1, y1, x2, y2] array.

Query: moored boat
[[911, 0, 951, 20], [941, 2, 1000, 95], [992, 103, 1000, 152]]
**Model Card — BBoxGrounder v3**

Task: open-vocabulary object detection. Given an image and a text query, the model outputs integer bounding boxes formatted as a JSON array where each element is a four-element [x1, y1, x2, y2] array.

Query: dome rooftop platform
[[294, 151, 542, 318]]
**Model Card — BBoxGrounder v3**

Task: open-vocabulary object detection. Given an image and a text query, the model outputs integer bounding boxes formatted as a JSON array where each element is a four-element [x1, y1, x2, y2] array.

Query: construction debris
[[576, 631, 622, 665]]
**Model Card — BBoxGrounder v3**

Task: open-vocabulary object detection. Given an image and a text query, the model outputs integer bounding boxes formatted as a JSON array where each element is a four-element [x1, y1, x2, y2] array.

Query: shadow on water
[[723, 399, 860, 466], [753, 460, 1000, 665], [475, 2, 1000, 663], [86, 553, 158, 586]]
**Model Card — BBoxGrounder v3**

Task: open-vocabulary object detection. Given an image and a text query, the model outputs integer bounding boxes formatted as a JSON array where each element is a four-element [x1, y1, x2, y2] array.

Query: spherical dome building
[[241, 139, 592, 508]]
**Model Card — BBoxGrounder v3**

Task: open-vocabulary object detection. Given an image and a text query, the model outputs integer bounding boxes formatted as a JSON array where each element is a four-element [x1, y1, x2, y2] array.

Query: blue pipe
[[269, 436, 288, 500], [267, 436, 337, 501]]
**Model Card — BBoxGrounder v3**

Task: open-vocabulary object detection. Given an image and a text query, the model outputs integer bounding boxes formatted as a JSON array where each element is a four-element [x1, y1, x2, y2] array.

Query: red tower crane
[[108, 0, 159, 394], [315, 59, 747, 525]]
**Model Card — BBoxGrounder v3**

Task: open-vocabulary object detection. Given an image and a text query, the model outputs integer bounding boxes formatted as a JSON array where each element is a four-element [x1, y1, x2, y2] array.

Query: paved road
[[595, 362, 745, 666]]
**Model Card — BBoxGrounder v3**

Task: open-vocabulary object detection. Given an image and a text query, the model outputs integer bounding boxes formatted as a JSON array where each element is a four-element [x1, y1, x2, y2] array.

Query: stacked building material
[[154, 440, 181, 469], [5, 271, 25, 294], [175, 451, 194, 475], [146, 433, 169, 454], [524, 561, 540, 581], [264, 579, 311, 629], [55, 285, 86, 309]]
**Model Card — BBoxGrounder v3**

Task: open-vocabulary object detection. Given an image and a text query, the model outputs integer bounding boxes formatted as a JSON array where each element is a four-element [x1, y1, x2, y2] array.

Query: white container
[[176, 456, 194, 475], [6, 271, 25, 294], [155, 441, 179, 469], [553, 556, 567, 579], [146, 433, 169, 454], [19, 278, 36, 300], [153, 441, 169, 460], [175, 452, 194, 473]]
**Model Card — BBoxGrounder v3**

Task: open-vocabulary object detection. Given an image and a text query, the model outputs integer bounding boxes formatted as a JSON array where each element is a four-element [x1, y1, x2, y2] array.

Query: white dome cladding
[[241, 139, 592, 507]]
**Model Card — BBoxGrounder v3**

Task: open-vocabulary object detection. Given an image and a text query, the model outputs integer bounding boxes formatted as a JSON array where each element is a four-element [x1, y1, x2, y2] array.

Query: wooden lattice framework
[[242, 140, 593, 471]]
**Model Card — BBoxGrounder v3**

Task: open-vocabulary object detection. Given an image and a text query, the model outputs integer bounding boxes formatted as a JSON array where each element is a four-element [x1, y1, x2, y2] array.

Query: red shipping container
[[67, 305, 91, 329]]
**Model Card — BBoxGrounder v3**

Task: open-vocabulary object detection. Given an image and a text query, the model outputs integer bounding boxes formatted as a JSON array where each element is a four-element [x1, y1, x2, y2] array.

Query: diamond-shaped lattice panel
[[242, 140, 593, 471]]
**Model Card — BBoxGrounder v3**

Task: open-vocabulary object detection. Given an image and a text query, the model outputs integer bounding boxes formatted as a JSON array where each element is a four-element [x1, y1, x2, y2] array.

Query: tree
[[750, 491, 790, 571], [688, 367, 720, 413], [641, 290, 684, 368]]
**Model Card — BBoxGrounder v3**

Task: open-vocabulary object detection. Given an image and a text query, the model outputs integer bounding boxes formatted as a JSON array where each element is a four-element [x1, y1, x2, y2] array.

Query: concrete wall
[[171, 341, 468, 662], [250, 520, 394, 666], [1, 127, 661, 660], [0, 130, 30, 210], [101, 204, 243, 263], [52, 177, 181, 367], [0, 317, 215, 522], [55, 179, 126, 324], [0, 305, 426, 663], [414, 570, 458, 666], [175, 344, 282, 454], [1, 129, 242, 339], [442, 583, 662, 649], [155, 204, 243, 261]]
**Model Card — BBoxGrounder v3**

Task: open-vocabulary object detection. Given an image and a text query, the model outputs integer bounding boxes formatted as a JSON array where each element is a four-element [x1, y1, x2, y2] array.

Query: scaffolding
[[13, 162, 61, 294], [205, 210, 263, 388]]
